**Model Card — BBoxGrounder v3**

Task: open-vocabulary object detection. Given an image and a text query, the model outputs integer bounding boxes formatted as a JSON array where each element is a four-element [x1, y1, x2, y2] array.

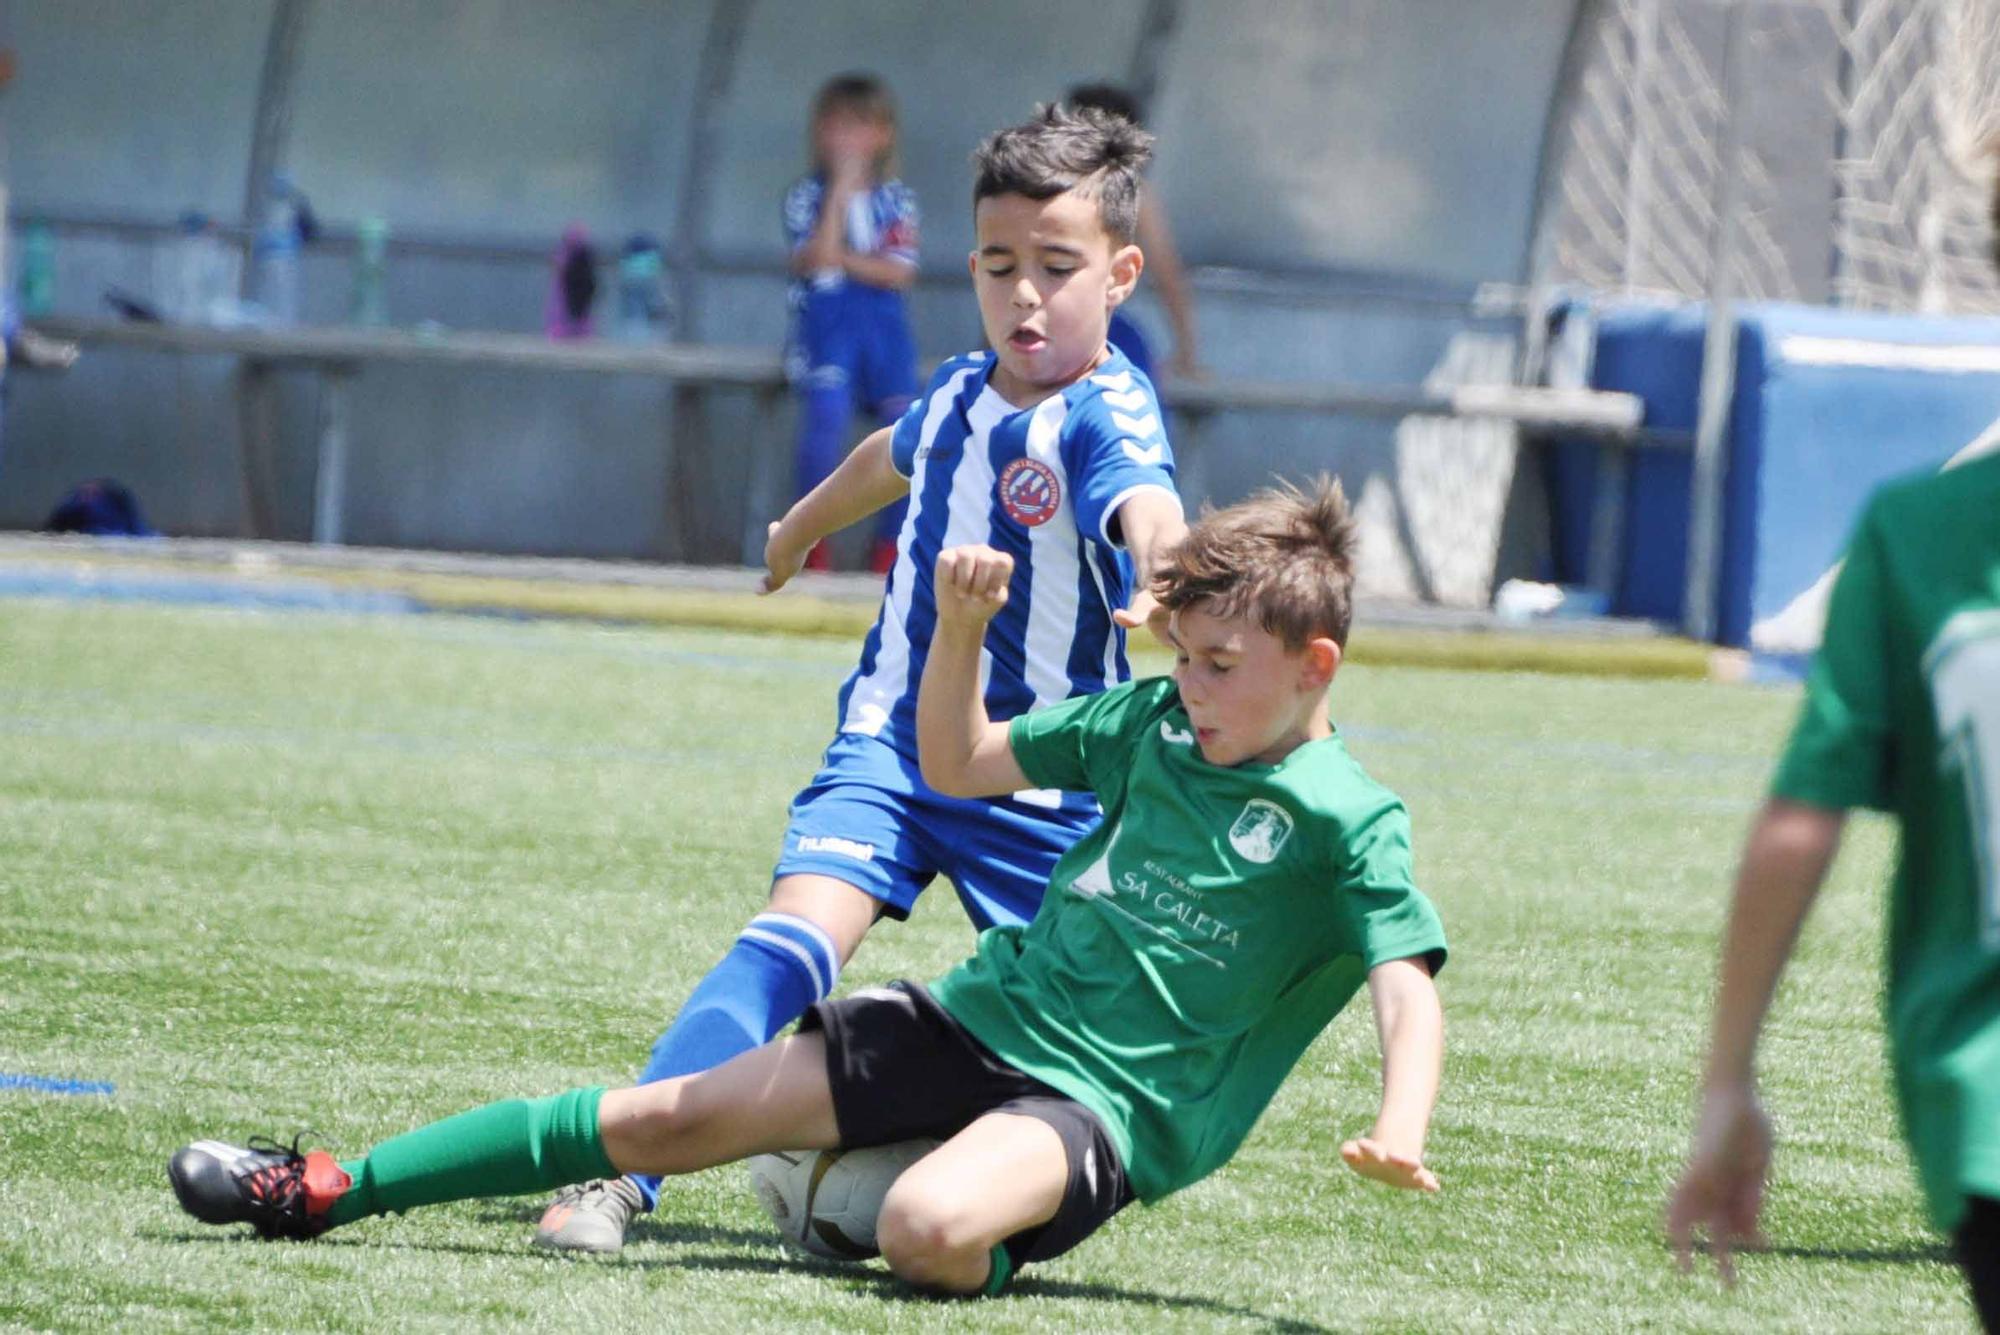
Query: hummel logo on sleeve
[[1123, 440, 1166, 466], [1110, 410, 1161, 439]]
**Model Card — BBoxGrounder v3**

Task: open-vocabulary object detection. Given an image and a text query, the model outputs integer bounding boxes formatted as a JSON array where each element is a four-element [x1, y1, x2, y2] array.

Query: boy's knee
[[621, 1077, 710, 1144], [876, 1179, 989, 1293]]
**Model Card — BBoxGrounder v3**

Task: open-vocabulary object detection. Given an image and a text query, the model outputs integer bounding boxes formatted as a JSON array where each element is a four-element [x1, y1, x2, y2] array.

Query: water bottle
[[546, 225, 597, 340], [18, 224, 55, 317], [254, 174, 304, 325], [160, 212, 220, 323], [616, 234, 667, 341], [350, 216, 389, 326]]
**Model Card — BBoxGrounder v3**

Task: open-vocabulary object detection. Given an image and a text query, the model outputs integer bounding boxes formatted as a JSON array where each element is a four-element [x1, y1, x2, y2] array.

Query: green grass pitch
[[0, 598, 1970, 1331]]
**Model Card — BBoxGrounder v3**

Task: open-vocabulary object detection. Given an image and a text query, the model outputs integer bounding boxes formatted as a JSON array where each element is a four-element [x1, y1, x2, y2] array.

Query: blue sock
[[627, 913, 841, 1208], [795, 383, 852, 496]]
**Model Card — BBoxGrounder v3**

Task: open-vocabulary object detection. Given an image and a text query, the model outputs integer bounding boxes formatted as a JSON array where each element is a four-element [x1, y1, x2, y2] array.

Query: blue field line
[[0, 1072, 116, 1097], [378, 616, 852, 680], [0, 710, 1772, 806], [0, 683, 1771, 783], [0, 712, 810, 774], [0, 565, 423, 615], [2, 574, 855, 681], [1335, 721, 1772, 777]]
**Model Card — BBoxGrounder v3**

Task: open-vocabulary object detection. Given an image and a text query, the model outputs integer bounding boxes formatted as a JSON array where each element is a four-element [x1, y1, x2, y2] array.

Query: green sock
[[325, 1086, 615, 1228], [981, 1243, 1016, 1297]]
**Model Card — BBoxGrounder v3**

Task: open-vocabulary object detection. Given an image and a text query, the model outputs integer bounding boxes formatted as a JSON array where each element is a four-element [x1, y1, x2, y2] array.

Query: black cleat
[[168, 1136, 350, 1239]]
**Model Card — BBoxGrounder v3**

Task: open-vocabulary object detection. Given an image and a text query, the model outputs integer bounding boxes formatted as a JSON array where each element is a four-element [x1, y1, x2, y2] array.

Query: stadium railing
[[28, 315, 1650, 599]]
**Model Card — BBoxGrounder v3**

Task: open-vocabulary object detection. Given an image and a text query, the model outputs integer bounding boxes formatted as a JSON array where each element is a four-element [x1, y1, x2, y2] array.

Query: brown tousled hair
[[1154, 477, 1360, 649]]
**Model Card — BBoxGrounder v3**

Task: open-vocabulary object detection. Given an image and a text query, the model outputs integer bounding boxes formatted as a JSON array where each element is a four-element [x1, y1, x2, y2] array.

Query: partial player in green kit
[[1666, 367, 2000, 1321], [166, 479, 1447, 1296]]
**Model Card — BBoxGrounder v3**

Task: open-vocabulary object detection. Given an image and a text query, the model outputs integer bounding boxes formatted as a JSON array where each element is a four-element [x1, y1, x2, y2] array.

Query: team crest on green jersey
[[1228, 799, 1293, 864]]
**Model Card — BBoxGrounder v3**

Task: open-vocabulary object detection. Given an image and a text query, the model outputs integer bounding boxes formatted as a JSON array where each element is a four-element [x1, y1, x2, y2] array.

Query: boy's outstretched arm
[[1110, 488, 1187, 645], [1666, 798, 1845, 1283], [760, 426, 910, 594], [1342, 955, 1443, 1193], [917, 545, 1032, 799]]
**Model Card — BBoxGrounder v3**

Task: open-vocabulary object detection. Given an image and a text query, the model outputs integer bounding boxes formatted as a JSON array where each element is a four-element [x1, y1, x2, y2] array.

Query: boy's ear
[[1105, 242, 1144, 310], [1301, 637, 1341, 691]]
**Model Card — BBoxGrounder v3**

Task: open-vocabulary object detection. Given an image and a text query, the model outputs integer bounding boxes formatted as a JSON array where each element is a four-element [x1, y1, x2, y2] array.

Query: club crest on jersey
[[998, 458, 1062, 528], [1228, 799, 1294, 864]]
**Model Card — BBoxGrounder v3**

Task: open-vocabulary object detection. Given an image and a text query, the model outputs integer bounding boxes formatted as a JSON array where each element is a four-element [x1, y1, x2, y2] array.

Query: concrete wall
[[3, 0, 1576, 570]]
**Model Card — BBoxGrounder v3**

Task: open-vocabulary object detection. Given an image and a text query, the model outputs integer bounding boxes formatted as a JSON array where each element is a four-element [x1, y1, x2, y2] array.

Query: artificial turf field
[[0, 596, 1969, 1332]]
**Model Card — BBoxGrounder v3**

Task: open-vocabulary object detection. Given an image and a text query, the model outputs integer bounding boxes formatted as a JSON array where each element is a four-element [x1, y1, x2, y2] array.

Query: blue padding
[[1733, 306, 2000, 645], [1548, 302, 1706, 626], [1549, 300, 2000, 645]]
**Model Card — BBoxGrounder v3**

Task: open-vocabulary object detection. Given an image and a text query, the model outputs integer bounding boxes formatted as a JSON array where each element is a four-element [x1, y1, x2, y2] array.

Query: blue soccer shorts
[[772, 731, 1097, 932], [788, 284, 918, 419]]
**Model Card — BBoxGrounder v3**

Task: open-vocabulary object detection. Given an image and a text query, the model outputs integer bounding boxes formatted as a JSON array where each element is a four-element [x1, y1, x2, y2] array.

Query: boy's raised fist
[[933, 545, 1015, 626]]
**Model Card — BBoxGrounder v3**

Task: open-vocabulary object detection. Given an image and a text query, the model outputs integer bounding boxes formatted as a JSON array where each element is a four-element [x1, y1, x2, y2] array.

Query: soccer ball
[[747, 1139, 940, 1262]]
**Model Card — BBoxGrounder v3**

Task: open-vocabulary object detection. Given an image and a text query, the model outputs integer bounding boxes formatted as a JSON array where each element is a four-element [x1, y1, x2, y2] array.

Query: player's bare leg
[[598, 1031, 842, 1176], [875, 1113, 1069, 1295], [764, 872, 884, 962]]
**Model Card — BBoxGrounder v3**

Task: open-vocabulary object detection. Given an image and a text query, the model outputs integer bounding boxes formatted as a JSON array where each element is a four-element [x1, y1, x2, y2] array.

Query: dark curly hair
[[971, 103, 1154, 244]]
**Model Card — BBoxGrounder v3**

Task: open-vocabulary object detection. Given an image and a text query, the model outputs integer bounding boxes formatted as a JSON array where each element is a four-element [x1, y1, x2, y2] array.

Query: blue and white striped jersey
[[783, 174, 920, 309], [836, 346, 1179, 799]]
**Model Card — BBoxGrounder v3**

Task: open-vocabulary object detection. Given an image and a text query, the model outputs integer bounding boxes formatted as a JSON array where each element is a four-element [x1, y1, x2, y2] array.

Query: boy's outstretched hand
[[934, 545, 1014, 628], [759, 521, 807, 596], [1113, 589, 1171, 646], [1665, 1085, 1773, 1285], [1341, 1137, 1441, 1193]]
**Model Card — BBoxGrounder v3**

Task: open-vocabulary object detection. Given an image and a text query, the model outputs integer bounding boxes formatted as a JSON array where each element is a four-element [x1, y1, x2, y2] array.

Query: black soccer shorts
[[800, 979, 1133, 1265]]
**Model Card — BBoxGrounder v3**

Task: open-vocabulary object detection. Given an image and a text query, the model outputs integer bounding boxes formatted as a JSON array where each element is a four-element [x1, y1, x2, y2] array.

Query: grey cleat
[[533, 1177, 646, 1254]]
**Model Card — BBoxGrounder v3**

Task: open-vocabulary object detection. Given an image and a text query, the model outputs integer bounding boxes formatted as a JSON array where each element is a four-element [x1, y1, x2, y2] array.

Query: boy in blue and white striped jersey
[[534, 102, 1186, 1254]]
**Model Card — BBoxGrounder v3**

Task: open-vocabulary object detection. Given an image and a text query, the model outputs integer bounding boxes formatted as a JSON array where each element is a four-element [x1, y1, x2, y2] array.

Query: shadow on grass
[[1689, 1238, 1953, 1267], [665, 1250, 1342, 1331], [464, 1202, 775, 1251], [147, 1223, 1342, 1330]]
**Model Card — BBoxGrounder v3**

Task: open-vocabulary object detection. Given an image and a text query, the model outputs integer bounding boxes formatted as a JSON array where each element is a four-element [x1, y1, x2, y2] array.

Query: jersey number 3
[[1929, 611, 2000, 947]]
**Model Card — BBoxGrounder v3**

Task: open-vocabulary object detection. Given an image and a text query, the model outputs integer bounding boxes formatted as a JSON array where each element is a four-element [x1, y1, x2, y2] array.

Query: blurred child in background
[[1064, 83, 1201, 381], [784, 74, 921, 573]]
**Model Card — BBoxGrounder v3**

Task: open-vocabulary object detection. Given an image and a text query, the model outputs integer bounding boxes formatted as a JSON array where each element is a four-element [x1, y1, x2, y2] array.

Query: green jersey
[[930, 677, 1447, 1202], [1771, 450, 2000, 1232]]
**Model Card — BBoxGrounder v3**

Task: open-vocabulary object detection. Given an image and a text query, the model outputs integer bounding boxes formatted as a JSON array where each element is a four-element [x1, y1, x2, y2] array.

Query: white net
[[1534, 0, 2000, 313]]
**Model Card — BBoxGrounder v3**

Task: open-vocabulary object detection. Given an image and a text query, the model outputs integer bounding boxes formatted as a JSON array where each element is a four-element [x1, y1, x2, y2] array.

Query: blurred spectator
[[1065, 83, 1202, 380], [783, 73, 919, 574]]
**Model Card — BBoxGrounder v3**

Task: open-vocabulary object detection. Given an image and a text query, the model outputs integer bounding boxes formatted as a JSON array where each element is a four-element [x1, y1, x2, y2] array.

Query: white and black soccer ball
[[747, 1139, 940, 1262]]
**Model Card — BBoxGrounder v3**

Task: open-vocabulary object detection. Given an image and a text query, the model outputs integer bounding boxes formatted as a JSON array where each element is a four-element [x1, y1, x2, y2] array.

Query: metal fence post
[[1683, 0, 1750, 643]]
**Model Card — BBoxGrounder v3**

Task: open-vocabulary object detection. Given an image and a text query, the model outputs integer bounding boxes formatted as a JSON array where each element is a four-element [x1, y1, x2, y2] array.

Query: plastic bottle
[[159, 212, 225, 323], [350, 216, 389, 326], [253, 174, 304, 325], [616, 234, 667, 341], [18, 224, 55, 317], [546, 225, 597, 340]]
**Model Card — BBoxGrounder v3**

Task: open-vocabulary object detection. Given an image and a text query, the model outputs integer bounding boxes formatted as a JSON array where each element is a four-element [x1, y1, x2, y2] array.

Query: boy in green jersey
[[1666, 190, 2000, 1322], [167, 479, 1447, 1296]]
